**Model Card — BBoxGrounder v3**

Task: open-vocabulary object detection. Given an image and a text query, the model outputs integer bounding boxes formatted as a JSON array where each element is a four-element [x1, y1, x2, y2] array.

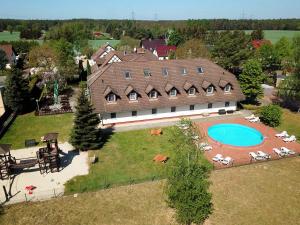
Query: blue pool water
[[208, 123, 264, 147]]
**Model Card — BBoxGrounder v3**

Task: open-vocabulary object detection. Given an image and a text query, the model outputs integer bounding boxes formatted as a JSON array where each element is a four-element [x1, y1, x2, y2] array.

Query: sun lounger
[[245, 114, 255, 120], [249, 117, 260, 123], [257, 151, 271, 159], [153, 154, 169, 163], [212, 154, 223, 162], [273, 148, 286, 157], [221, 157, 233, 165], [280, 147, 296, 155], [249, 152, 264, 160], [275, 131, 288, 138], [283, 135, 296, 142]]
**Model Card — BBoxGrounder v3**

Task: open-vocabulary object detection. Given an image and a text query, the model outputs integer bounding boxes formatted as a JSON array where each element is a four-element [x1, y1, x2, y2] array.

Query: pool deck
[[196, 118, 300, 168]]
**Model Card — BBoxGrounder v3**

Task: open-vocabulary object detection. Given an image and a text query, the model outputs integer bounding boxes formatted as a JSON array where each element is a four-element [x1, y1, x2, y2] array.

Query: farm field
[[0, 31, 20, 41], [1, 157, 299, 225], [88, 39, 120, 49], [244, 30, 300, 43]]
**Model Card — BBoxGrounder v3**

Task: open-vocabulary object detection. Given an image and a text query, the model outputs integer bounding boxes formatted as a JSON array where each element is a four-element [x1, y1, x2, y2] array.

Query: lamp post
[[36, 99, 40, 112]]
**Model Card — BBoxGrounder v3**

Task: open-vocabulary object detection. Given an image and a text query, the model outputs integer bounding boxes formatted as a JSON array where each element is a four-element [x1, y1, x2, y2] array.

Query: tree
[[4, 66, 31, 112], [167, 30, 184, 47], [175, 39, 210, 59], [7, 25, 13, 34], [212, 31, 252, 72], [0, 49, 8, 70], [239, 59, 264, 103], [256, 43, 280, 73], [86, 60, 91, 76], [166, 124, 212, 225], [259, 104, 282, 127], [275, 37, 293, 72], [251, 29, 264, 40], [70, 84, 102, 151], [28, 44, 57, 70]]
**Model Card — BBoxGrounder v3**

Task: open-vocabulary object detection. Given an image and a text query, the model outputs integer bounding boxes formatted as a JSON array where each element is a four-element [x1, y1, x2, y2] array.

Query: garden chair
[[280, 147, 296, 155], [221, 157, 233, 165], [212, 154, 223, 162], [245, 114, 255, 120], [257, 151, 271, 159], [249, 152, 264, 161], [273, 148, 286, 157], [275, 131, 288, 138], [283, 135, 296, 142]]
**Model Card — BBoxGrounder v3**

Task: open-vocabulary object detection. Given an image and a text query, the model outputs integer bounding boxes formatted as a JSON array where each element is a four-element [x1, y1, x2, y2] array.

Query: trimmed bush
[[259, 104, 282, 127]]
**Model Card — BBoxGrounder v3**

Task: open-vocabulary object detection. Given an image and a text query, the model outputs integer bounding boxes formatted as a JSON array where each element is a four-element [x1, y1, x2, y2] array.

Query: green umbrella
[[54, 80, 59, 104]]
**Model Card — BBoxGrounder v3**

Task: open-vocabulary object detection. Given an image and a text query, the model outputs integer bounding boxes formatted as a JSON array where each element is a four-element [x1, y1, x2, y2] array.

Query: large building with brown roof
[[88, 58, 244, 125]]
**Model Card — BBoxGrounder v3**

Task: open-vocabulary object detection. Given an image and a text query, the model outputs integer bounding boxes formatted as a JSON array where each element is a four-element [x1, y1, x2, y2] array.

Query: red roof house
[[251, 40, 272, 49], [153, 45, 176, 60]]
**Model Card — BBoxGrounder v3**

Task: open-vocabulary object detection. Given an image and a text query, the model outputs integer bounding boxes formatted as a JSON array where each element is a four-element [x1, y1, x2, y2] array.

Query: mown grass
[[0, 31, 20, 41], [244, 30, 300, 43], [0, 112, 74, 149], [1, 157, 299, 225], [277, 109, 300, 140], [88, 39, 120, 49], [65, 127, 177, 193]]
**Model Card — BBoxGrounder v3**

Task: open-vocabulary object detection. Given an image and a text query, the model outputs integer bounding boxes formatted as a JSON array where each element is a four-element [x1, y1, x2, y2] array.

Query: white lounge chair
[[273, 148, 286, 157], [275, 131, 288, 138], [283, 135, 296, 142], [221, 157, 233, 165], [257, 151, 271, 159], [249, 117, 260, 123], [212, 154, 223, 162], [280, 147, 296, 155], [199, 142, 213, 151], [245, 114, 255, 120], [249, 152, 264, 160]]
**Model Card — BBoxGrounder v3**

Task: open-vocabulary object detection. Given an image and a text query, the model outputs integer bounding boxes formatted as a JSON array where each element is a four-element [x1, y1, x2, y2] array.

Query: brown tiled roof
[[202, 80, 212, 89], [165, 83, 174, 92], [91, 43, 111, 61], [219, 79, 230, 88], [88, 58, 245, 113], [141, 39, 166, 51], [124, 85, 135, 95], [0, 44, 16, 64], [0, 144, 11, 154], [183, 81, 193, 91]]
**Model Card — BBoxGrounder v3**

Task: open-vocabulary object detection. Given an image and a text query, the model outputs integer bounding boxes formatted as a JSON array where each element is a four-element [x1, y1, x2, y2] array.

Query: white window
[[224, 84, 231, 93], [197, 67, 204, 73], [207, 86, 214, 95], [149, 90, 158, 99], [181, 67, 187, 75], [170, 88, 177, 97], [162, 68, 168, 76], [188, 87, 196, 95], [124, 71, 131, 79], [107, 93, 116, 102], [129, 92, 137, 101]]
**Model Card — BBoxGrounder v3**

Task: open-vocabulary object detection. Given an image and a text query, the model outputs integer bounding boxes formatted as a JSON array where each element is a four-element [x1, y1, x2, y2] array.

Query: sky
[[0, 0, 299, 20]]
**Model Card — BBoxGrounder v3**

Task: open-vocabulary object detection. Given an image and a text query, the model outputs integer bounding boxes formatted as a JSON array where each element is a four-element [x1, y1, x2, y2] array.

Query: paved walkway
[[101, 111, 250, 132], [0, 142, 89, 205], [196, 118, 300, 168]]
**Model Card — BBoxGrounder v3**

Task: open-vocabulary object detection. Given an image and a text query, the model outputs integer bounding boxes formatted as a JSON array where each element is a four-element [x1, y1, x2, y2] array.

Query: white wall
[[100, 101, 236, 124]]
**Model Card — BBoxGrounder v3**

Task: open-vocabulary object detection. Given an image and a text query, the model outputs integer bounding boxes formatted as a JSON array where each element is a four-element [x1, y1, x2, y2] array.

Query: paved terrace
[[196, 118, 300, 168]]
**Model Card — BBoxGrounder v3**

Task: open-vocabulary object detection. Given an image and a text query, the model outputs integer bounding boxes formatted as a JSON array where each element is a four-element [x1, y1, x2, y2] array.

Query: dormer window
[[162, 67, 168, 76], [197, 67, 204, 74], [129, 92, 137, 101], [207, 86, 214, 95], [181, 67, 187, 75], [124, 71, 131, 79], [188, 87, 196, 96], [224, 84, 231, 93], [107, 93, 116, 102], [144, 68, 151, 77], [170, 88, 177, 97], [149, 90, 158, 99]]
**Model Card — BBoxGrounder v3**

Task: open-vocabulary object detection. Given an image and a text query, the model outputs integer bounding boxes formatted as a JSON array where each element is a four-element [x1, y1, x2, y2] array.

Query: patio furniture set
[[36, 95, 72, 116]]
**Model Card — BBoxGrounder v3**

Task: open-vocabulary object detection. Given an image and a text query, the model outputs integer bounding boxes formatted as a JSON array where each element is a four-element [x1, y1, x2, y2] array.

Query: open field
[[65, 127, 176, 193], [88, 39, 120, 49], [1, 157, 299, 225], [0, 112, 74, 149], [277, 109, 300, 140], [0, 31, 20, 41], [245, 30, 300, 43]]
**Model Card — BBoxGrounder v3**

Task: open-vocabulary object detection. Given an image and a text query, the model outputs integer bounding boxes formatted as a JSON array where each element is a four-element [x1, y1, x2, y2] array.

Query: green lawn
[[1, 157, 299, 225], [0, 31, 20, 41], [0, 112, 74, 149], [277, 109, 300, 140], [88, 39, 120, 49], [65, 127, 176, 193], [245, 30, 300, 43]]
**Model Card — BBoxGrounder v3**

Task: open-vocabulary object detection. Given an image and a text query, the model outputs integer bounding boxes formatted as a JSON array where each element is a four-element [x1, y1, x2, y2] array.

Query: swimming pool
[[208, 123, 264, 147]]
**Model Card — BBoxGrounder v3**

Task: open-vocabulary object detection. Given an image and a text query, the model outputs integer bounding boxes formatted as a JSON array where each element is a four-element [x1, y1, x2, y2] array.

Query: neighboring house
[[87, 58, 245, 125], [140, 39, 166, 52], [0, 44, 17, 69], [91, 43, 115, 63], [251, 40, 272, 49], [153, 45, 177, 60]]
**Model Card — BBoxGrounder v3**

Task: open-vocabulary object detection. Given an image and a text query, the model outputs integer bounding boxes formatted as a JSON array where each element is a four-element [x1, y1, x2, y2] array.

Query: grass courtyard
[[1, 157, 299, 225], [0, 112, 74, 149]]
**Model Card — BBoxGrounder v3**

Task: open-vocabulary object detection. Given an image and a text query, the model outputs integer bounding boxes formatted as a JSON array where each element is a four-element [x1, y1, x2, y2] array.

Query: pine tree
[[70, 85, 101, 150], [86, 60, 91, 76], [4, 66, 31, 112]]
